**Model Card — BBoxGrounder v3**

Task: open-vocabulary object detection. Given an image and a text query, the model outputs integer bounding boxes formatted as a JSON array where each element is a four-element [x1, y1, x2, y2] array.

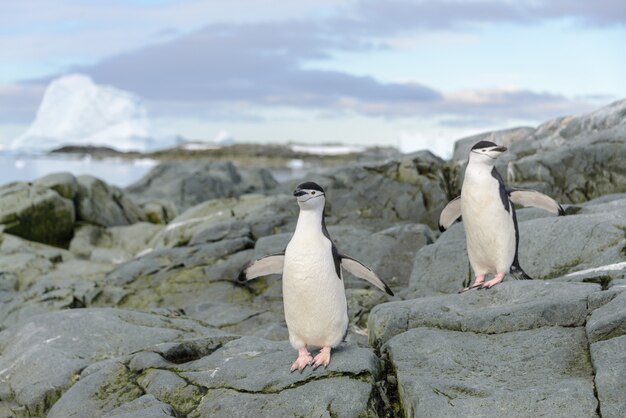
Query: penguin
[[438, 141, 565, 292], [237, 181, 393, 372]]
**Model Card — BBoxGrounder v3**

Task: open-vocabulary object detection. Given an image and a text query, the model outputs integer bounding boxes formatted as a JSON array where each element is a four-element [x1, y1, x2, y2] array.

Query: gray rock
[[76, 175, 146, 227], [277, 151, 451, 230], [0, 259, 111, 327], [590, 334, 626, 418], [0, 232, 73, 290], [449, 99, 626, 203], [32, 171, 79, 200], [99, 238, 254, 313], [0, 308, 225, 416], [0, 182, 75, 246], [508, 139, 626, 203], [49, 336, 380, 418], [369, 281, 599, 348], [188, 219, 251, 246], [586, 291, 626, 344], [409, 207, 626, 297], [125, 160, 278, 212], [383, 327, 597, 418], [452, 126, 534, 161], [69, 222, 163, 262], [103, 395, 178, 418], [140, 200, 178, 225], [149, 194, 296, 249]]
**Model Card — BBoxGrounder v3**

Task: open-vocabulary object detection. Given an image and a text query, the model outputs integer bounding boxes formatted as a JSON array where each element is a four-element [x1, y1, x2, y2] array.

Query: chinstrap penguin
[[237, 181, 393, 372], [439, 141, 565, 292]]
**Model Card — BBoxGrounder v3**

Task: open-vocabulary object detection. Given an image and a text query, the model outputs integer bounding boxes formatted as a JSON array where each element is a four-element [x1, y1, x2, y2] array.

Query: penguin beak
[[492, 146, 507, 152], [293, 189, 306, 197]]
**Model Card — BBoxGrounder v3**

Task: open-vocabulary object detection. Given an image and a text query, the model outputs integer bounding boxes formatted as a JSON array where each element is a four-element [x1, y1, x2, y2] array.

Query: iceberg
[[11, 74, 177, 153]]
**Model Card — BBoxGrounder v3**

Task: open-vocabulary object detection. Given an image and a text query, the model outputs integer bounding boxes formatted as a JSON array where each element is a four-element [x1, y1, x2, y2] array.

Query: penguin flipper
[[508, 189, 565, 216], [339, 255, 394, 296], [438, 196, 462, 232], [236, 252, 285, 282]]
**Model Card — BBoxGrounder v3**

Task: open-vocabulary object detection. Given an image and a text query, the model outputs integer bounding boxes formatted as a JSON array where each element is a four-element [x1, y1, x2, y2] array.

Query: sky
[[0, 0, 625, 156]]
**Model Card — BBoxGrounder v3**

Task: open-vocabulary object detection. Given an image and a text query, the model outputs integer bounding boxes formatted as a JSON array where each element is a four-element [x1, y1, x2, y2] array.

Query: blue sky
[[1, 0, 625, 156]]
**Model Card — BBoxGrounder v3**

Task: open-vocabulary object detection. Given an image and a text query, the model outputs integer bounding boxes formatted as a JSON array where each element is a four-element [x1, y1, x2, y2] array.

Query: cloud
[[4, 2, 614, 126], [351, 0, 626, 31], [68, 20, 439, 108]]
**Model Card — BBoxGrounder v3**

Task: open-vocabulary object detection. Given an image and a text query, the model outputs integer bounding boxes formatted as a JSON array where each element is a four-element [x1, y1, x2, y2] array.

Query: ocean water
[[0, 153, 158, 187], [0, 153, 309, 188]]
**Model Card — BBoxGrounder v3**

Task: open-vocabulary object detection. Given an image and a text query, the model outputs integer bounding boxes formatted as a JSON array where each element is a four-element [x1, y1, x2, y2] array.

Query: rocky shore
[[0, 99, 625, 417]]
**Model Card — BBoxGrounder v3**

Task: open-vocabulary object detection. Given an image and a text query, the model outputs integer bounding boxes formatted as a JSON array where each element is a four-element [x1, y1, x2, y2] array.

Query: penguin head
[[293, 181, 326, 211], [469, 141, 507, 164]]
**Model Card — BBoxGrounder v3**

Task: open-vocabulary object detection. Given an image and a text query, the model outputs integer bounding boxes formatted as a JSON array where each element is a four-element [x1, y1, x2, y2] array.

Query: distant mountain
[[11, 74, 179, 152]]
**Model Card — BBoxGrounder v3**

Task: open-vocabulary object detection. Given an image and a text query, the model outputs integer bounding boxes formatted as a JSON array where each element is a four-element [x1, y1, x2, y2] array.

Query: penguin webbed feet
[[290, 347, 314, 373], [459, 273, 506, 292], [311, 346, 332, 370], [458, 283, 483, 293]]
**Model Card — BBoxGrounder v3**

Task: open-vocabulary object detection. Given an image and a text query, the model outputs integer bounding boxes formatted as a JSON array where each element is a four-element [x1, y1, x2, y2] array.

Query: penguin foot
[[459, 275, 485, 293], [479, 273, 506, 289], [458, 283, 483, 293], [290, 347, 313, 373], [312, 346, 332, 369]]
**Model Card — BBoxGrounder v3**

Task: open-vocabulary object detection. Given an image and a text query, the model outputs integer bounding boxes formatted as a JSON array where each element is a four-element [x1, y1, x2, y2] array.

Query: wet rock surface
[[0, 101, 625, 416]]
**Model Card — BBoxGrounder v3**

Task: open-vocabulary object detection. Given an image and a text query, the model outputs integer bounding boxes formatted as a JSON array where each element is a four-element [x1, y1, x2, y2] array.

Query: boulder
[[139, 200, 178, 224], [369, 281, 599, 349], [383, 327, 597, 417], [69, 222, 163, 263], [276, 151, 452, 230], [0, 182, 75, 246], [149, 194, 296, 249], [32, 172, 79, 200], [590, 334, 626, 418], [49, 336, 381, 418], [76, 175, 146, 227], [125, 160, 278, 212], [0, 308, 228, 416], [409, 201, 626, 297], [452, 126, 535, 161], [450, 99, 626, 203]]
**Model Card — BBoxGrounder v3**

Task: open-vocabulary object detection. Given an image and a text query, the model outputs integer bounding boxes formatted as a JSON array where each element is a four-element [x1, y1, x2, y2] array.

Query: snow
[[11, 74, 179, 152], [565, 262, 626, 277], [290, 144, 365, 155]]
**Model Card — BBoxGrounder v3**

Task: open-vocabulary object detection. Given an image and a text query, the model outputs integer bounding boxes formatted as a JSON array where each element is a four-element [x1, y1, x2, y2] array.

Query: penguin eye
[[311, 191, 316, 195]]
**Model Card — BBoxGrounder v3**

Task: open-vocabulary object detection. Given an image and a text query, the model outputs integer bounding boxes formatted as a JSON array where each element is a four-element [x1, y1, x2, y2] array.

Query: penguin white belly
[[461, 184, 516, 275], [283, 236, 348, 349]]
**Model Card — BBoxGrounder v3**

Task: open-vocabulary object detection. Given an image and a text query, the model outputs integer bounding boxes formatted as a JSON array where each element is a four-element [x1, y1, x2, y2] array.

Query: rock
[[332, 224, 435, 289], [0, 182, 75, 246], [103, 395, 178, 418], [452, 126, 535, 161], [382, 327, 597, 417], [507, 139, 626, 203], [409, 203, 626, 297], [0, 232, 73, 290], [0, 308, 227, 416], [149, 194, 296, 249], [100, 237, 255, 314], [369, 281, 599, 349], [586, 291, 626, 344], [76, 175, 146, 227], [140, 200, 178, 224], [51, 336, 379, 418], [32, 172, 79, 200], [69, 222, 163, 263], [590, 334, 626, 418], [277, 151, 452, 230], [125, 160, 278, 212]]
